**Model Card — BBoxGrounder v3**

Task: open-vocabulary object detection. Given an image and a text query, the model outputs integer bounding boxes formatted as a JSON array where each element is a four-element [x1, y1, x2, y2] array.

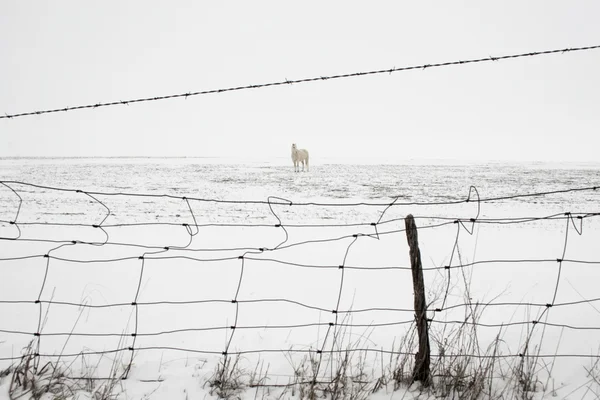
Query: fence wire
[[2, 44, 599, 120], [0, 180, 599, 384]]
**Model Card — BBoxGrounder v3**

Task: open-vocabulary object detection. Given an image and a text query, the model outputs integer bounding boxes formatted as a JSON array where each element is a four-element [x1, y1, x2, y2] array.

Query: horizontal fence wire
[[1, 181, 599, 206], [2, 294, 600, 317], [1, 44, 599, 120], [3, 346, 600, 363], [1, 253, 599, 272], [1, 180, 600, 383]]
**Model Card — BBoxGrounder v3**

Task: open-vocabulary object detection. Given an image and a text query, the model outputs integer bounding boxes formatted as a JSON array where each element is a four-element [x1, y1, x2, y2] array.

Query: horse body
[[291, 144, 309, 172]]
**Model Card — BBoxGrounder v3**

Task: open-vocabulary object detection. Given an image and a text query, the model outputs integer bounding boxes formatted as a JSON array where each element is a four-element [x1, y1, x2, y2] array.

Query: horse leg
[[306, 159, 309, 172]]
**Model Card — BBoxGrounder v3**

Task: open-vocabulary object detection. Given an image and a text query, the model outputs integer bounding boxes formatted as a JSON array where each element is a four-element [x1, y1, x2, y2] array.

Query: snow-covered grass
[[1, 160, 600, 399]]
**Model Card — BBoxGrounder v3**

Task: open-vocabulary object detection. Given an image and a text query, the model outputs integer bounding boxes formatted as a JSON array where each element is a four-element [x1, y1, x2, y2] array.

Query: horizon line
[[2, 155, 600, 165]]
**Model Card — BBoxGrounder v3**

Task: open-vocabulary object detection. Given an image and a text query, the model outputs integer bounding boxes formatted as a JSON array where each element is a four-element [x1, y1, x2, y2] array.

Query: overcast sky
[[1, 2, 599, 162]]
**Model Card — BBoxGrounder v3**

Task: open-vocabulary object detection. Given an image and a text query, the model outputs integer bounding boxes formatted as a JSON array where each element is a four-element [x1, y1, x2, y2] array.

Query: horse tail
[[305, 151, 309, 171]]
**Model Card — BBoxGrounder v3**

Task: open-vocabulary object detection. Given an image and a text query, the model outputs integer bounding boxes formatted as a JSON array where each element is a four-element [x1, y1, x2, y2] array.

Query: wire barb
[[2, 44, 599, 119]]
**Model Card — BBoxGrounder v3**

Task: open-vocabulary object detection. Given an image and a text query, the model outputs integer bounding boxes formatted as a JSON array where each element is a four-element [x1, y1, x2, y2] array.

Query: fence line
[[2, 212, 598, 234], [1, 45, 600, 120], [2, 295, 600, 315], [0, 180, 599, 385], [1, 181, 598, 206]]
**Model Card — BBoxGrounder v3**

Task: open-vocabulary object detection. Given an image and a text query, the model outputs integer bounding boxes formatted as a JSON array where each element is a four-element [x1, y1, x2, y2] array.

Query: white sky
[[1, 1, 599, 162]]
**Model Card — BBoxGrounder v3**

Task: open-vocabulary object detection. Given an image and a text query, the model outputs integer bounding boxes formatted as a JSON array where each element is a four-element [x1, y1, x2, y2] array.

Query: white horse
[[291, 143, 309, 172]]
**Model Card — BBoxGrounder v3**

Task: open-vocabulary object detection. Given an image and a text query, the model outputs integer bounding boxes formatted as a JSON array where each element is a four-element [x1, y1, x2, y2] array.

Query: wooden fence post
[[405, 214, 431, 386]]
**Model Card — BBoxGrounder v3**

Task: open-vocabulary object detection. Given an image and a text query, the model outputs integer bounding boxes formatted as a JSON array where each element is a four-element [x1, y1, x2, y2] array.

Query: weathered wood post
[[405, 214, 431, 386]]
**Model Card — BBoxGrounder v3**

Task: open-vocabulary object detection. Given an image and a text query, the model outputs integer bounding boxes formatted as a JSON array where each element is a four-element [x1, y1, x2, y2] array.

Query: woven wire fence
[[1, 180, 599, 392]]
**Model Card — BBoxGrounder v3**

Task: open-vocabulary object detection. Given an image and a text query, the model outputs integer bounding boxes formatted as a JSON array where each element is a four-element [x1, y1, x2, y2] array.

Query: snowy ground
[[1, 158, 600, 399]]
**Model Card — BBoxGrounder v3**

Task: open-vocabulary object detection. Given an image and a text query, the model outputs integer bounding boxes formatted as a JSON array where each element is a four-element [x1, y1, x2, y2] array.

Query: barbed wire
[[1, 45, 599, 120], [1, 180, 600, 384]]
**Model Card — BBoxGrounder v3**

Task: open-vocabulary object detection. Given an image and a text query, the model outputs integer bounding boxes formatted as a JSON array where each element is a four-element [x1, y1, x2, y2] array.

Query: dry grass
[[428, 297, 505, 400], [281, 348, 374, 400], [7, 335, 127, 400], [583, 353, 600, 398], [276, 318, 397, 400], [205, 354, 248, 400]]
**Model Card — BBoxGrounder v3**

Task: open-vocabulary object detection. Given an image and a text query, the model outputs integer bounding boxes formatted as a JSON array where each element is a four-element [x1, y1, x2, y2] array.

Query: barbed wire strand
[[1, 45, 600, 120]]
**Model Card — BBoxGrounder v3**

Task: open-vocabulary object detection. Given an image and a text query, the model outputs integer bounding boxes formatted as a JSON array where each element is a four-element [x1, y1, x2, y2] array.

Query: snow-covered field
[[1, 157, 599, 399]]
